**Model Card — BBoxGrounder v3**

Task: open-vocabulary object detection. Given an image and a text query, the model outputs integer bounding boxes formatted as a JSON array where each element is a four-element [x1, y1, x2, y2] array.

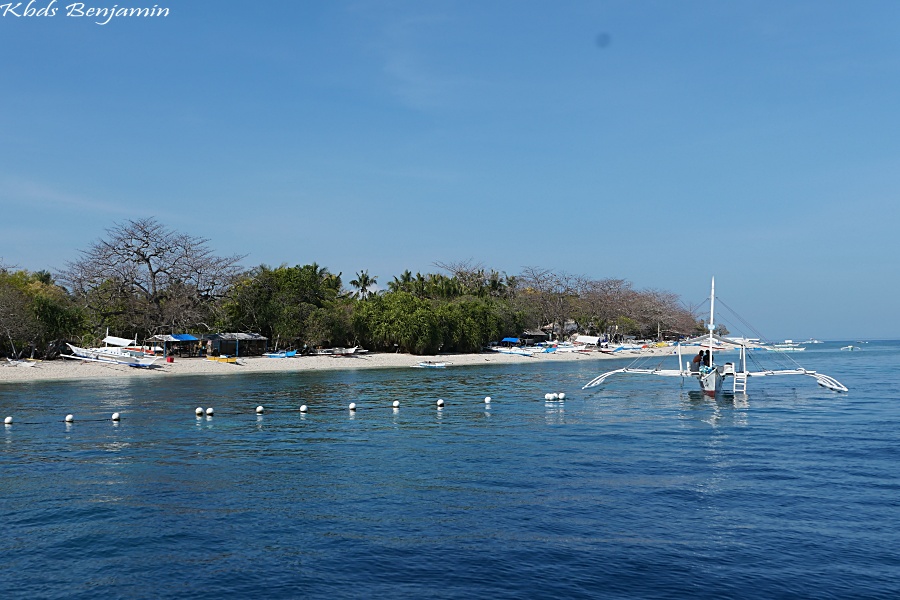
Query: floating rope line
[[3, 398, 514, 432]]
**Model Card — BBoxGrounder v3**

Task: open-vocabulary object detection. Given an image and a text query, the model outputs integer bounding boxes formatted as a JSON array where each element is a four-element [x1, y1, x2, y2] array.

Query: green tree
[[221, 264, 343, 344], [349, 270, 377, 300], [0, 268, 84, 356], [353, 292, 442, 354], [387, 270, 414, 293]]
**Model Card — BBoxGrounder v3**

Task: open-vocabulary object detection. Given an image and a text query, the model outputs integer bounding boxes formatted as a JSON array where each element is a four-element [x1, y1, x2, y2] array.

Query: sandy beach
[[0, 347, 681, 385]]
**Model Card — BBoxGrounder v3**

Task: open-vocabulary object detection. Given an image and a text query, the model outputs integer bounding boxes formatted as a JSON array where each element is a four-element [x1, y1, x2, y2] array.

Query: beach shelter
[[201, 333, 268, 357], [147, 333, 200, 357]]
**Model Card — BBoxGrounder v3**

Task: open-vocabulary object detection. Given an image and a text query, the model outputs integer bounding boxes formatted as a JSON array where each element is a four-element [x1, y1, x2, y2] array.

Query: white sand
[[0, 347, 683, 385]]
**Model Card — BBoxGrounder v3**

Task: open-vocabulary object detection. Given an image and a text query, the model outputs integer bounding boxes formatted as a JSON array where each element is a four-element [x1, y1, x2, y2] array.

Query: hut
[[146, 333, 201, 357], [201, 333, 268, 357], [520, 329, 549, 345]]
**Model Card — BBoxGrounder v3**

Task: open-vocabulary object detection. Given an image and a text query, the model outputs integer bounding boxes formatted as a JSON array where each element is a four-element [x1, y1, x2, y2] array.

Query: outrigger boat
[[583, 277, 848, 396], [63, 335, 159, 368], [767, 341, 806, 352]]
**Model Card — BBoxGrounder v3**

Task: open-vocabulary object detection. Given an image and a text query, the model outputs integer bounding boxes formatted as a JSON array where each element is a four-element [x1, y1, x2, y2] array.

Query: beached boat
[[315, 346, 363, 356], [64, 341, 159, 368], [412, 361, 448, 368], [207, 355, 238, 364], [583, 278, 848, 396], [263, 350, 297, 358], [5, 358, 38, 368], [552, 342, 594, 353], [490, 347, 535, 357]]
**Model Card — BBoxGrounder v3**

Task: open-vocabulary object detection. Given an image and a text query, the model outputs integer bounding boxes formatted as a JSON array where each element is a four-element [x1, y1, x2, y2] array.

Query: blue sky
[[2, 1, 898, 340]]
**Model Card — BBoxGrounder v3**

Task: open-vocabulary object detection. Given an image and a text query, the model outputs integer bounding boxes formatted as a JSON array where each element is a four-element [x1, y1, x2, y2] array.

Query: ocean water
[[1, 342, 899, 599]]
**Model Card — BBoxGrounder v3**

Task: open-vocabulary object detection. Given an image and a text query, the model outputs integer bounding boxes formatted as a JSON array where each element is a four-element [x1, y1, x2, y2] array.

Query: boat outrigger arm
[[582, 277, 848, 395]]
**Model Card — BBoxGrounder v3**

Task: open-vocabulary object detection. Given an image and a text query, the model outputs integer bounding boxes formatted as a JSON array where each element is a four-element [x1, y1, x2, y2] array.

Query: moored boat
[[583, 278, 848, 396]]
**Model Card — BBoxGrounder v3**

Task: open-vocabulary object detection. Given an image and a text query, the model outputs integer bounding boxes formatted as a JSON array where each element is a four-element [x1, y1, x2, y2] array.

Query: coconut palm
[[388, 270, 413, 293], [350, 270, 377, 300]]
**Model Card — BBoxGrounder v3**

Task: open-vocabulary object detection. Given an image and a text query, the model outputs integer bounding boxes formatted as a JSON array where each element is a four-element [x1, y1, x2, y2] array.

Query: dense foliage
[[0, 267, 85, 358], [0, 221, 703, 358]]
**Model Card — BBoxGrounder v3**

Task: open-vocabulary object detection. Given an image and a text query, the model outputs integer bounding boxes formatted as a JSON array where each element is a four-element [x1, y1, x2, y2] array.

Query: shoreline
[[0, 347, 682, 385]]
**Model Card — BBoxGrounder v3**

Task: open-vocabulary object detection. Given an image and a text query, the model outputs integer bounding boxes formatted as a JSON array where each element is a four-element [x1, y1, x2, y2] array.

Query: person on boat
[[691, 350, 704, 371], [703, 350, 711, 366]]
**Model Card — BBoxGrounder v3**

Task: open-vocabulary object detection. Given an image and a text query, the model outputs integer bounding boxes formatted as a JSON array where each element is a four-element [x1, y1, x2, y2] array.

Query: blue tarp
[[501, 337, 520, 343], [171, 334, 199, 341]]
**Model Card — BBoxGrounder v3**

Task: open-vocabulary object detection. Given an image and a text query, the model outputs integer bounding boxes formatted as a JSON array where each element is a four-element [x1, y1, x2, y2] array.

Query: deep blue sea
[[2, 341, 899, 599]]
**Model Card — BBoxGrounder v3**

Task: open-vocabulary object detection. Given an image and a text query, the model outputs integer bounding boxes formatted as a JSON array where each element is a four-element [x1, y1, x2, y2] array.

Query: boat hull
[[698, 368, 723, 396]]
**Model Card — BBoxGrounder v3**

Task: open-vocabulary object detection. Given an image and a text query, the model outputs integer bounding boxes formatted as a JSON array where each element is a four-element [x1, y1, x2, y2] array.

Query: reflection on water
[[544, 402, 566, 425], [681, 391, 751, 428]]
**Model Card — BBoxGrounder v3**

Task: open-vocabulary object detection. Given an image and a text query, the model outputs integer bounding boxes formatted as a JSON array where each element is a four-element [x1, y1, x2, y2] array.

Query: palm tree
[[388, 270, 413, 293], [350, 270, 377, 300]]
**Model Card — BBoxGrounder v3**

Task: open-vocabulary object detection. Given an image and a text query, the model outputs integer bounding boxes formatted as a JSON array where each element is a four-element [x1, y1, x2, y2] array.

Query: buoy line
[[3, 396, 547, 430]]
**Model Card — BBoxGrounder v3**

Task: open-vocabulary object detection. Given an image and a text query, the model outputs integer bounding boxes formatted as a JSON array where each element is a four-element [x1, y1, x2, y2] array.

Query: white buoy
[[256, 405, 264, 414], [111, 413, 120, 421], [392, 400, 400, 408], [4, 416, 11, 425], [195, 407, 204, 416], [437, 398, 445, 407], [544, 393, 552, 400], [484, 396, 492, 404], [300, 405, 308, 413], [558, 393, 566, 400], [65, 414, 74, 423], [349, 403, 356, 411], [206, 407, 214, 416]]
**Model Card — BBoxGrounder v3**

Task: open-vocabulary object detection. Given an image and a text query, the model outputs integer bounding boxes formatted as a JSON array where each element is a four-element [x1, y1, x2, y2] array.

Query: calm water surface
[[2, 342, 899, 598]]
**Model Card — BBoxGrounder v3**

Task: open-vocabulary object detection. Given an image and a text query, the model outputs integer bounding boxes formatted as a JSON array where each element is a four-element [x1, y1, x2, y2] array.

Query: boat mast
[[709, 277, 715, 365]]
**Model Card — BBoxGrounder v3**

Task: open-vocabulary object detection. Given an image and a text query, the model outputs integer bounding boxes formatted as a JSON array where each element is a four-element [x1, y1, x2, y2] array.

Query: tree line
[[0, 218, 702, 358]]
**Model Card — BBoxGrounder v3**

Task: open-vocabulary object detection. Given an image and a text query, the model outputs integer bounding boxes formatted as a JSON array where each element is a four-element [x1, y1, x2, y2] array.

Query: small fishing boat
[[767, 341, 806, 352], [412, 361, 448, 368], [498, 347, 535, 356], [207, 355, 239, 364], [263, 350, 297, 358], [316, 346, 364, 356], [840, 345, 860, 351]]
